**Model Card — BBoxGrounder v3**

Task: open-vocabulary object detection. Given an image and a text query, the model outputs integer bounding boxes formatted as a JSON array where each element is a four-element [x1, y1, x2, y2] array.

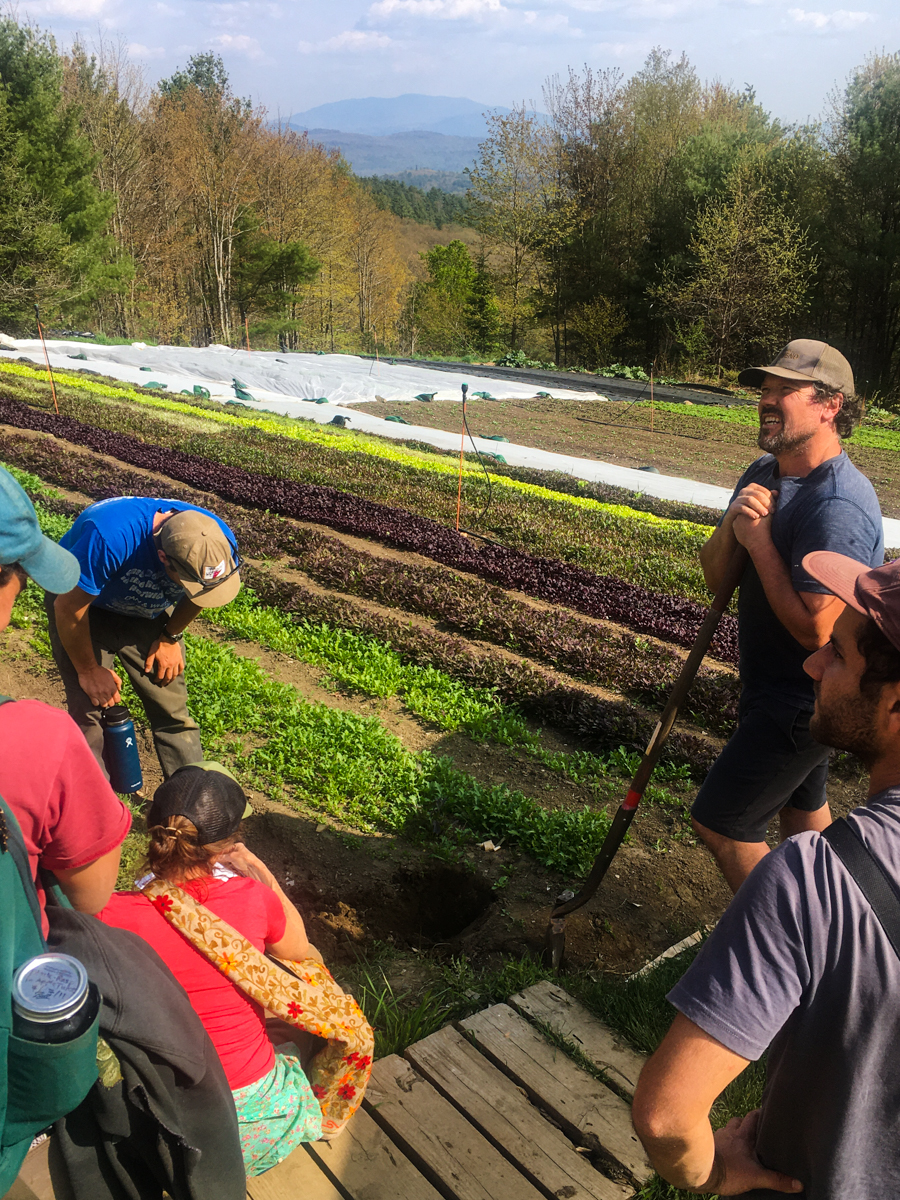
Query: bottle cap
[[12, 954, 89, 1023], [101, 705, 131, 726]]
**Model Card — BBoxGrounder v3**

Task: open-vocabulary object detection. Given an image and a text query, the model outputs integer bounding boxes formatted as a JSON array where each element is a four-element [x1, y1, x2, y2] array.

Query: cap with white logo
[[157, 510, 241, 609]]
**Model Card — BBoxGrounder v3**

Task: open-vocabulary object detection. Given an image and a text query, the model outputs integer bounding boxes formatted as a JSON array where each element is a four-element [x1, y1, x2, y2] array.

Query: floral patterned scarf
[[140, 878, 373, 1138]]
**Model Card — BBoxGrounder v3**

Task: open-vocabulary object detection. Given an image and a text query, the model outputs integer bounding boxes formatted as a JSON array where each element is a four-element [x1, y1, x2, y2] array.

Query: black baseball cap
[[147, 761, 252, 844]]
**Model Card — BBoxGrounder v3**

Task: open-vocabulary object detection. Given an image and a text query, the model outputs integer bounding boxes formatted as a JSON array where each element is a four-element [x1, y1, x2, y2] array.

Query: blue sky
[[24, 0, 900, 126]]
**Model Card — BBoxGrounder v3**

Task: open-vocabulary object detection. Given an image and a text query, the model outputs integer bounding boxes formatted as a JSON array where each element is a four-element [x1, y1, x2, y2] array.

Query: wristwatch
[[159, 628, 184, 645]]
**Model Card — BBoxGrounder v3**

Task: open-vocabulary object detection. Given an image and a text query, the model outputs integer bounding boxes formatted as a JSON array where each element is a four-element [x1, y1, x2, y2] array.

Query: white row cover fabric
[[0, 338, 603, 405], [3, 337, 899, 547]]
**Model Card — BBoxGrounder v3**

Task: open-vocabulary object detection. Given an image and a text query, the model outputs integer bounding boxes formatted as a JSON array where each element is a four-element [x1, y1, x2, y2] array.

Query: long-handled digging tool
[[546, 545, 749, 970]]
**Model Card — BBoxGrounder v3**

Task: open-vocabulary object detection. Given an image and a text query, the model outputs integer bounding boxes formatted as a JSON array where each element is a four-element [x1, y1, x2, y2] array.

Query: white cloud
[[298, 29, 394, 53], [24, 0, 112, 15], [213, 33, 265, 58], [127, 41, 167, 57], [369, 0, 506, 20], [787, 7, 875, 29]]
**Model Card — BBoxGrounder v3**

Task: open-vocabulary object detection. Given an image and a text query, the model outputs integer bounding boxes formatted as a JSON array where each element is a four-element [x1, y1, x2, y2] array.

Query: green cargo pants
[[45, 597, 202, 780]]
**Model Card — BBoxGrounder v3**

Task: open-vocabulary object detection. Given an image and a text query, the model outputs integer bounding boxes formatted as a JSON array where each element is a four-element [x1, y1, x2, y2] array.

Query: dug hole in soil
[[0, 624, 870, 977]]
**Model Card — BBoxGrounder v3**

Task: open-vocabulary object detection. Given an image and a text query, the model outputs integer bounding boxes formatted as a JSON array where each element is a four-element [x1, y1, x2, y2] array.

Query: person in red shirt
[[100, 764, 322, 1175], [0, 466, 131, 929]]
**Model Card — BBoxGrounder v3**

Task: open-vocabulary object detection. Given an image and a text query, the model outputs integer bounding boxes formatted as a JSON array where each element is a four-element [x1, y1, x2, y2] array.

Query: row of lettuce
[[0, 392, 738, 669], [8, 462, 702, 880]]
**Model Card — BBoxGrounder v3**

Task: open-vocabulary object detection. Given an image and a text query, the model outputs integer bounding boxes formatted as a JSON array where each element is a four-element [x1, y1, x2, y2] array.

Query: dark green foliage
[[0, 17, 116, 325], [357, 176, 474, 228]]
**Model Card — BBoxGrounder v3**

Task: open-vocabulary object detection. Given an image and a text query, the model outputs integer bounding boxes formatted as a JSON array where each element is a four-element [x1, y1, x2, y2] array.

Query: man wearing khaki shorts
[[48, 498, 241, 779], [691, 340, 883, 891]]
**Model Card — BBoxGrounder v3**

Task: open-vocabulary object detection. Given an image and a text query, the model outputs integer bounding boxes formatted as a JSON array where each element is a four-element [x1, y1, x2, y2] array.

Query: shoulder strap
[[0, 794, 44, 940], [822, 817, 900, 961]]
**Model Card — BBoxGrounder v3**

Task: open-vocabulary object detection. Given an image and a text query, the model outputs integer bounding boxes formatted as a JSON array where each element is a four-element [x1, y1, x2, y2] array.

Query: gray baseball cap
[[738, 340, 854, 396]]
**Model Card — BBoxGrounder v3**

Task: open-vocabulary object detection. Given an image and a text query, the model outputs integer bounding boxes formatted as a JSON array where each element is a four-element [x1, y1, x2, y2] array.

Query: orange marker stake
[[244, 315, 251, 353]]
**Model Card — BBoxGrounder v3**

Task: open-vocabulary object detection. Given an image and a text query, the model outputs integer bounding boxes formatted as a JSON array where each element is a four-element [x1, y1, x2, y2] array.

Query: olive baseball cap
[[0, 466, 81, 593], [148, 761, 253, 844], [157, 510, 241, 609], [803, 552, 900, 653], [738, 340, 854, 396]]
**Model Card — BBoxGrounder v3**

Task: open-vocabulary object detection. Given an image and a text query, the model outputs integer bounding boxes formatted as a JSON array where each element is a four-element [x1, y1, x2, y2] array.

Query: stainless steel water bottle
[[100, 703, 143, 794], [12, 954, 101, 1044]]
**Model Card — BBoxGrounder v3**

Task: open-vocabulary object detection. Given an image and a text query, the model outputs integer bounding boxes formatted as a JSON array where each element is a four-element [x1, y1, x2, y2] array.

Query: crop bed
[[6, 368, 870, 980]]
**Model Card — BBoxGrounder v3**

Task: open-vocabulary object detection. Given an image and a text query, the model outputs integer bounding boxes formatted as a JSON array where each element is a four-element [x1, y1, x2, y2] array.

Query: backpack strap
[[822, 817, 900, 961], [0, 796, 44, 942], [0, 697, 42, 940]]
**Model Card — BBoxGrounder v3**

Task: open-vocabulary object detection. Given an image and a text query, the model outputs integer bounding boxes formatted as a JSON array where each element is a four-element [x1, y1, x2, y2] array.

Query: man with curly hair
[[691, 340, 883, 891]]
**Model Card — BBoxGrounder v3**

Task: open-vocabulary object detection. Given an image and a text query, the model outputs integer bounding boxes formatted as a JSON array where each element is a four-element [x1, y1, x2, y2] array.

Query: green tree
[[401, 239, 485, 356], [655, 159, 815, 376], [0, 92, 69, 326], [823, 53, 900, 395], [231, 228, 320, 330], [0, 17, 117, 322]]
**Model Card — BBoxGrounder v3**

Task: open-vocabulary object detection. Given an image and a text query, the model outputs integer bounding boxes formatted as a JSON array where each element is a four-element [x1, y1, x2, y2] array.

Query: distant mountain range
[[287, 93, 506, 138]]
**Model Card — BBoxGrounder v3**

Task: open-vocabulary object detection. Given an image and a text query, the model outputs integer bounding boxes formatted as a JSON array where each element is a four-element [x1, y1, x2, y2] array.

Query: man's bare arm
[[632, 1013, 802, 1195], [733, 519, 843, 650], [54, 588, 122, 706]]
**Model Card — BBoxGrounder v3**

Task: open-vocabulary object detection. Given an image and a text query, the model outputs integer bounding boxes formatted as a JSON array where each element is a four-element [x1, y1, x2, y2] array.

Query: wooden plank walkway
[[248, 984, 649, 1200], [4, 985, 650, 1200]]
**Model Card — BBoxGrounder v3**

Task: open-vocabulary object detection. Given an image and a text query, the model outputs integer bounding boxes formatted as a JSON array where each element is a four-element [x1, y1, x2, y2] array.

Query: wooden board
[[247, 1144, 344, 1200], [364, 1055, 545, 1200], [509, 982, 646, 1099], [406, 1025, 630, 1200], [307, 1107, 442, 1200], [459, 1005, 651, 1188]]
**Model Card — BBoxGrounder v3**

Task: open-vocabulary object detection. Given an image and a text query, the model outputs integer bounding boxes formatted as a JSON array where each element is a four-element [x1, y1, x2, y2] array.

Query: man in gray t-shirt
[[632, 550, 900, 1198], [692, 340, 882, 892]]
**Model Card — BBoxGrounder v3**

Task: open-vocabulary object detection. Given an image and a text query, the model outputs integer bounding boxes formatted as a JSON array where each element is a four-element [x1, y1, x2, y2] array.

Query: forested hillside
[[3, 19, 900, 397], [357, 177, 474, 229]]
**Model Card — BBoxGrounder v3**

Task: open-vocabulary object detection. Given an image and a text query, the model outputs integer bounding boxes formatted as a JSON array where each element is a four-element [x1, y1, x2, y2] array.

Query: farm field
[[0, 362, 875, 977], [2, 362, 881, 1197], [366, 395, 900, 519]]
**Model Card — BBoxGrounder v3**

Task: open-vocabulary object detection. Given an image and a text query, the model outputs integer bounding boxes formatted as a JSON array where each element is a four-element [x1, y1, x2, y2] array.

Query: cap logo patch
[[204, 560, 227, 581]]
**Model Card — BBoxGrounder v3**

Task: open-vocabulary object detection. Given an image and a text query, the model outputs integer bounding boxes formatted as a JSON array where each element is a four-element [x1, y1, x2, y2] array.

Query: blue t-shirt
[[667, 790, 900, 1199], [60, 497, 238, 619], [731, 452, 883, 706]]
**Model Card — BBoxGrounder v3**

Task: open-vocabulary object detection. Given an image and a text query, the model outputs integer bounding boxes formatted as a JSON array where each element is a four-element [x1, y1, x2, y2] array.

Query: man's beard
[[757, 423, 816, 455], [810, 689, 881, 768]]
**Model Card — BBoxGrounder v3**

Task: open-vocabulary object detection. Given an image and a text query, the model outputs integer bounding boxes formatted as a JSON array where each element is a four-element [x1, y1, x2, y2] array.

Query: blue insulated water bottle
[[100, 704, 143, 794]]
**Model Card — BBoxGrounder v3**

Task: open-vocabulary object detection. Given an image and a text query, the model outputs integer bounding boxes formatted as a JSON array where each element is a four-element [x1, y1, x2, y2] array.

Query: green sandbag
[[142, 381, 165, 389], [484, 451, 507, 462], [486, 435, 509, 442], [385, 414, 410, 424], [180, 390, 193, 396], [415, 392, 436, 402], [473, 391, 494, 400], [139, 366, 153, 372], [67, 353, 87, 360], [315, 397, 329, 405], [193, 385, 211, 400], [233, 387, 255, 402]]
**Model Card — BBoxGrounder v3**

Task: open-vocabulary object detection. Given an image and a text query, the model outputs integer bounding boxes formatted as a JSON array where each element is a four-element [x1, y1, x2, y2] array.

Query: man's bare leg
[[780, 802, 832, 841], [692, 818, 769, 894]]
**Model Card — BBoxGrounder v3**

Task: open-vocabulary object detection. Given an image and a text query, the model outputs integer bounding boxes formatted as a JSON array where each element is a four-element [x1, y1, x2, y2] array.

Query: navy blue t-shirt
[[668, 790, 900, 1199], [60, 497, 238, 619], [731, 452, 883, 706]]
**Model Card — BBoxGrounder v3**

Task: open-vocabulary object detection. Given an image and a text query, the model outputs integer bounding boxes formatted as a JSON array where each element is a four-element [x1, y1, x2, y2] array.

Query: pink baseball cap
[[802, 552, 900, 651]]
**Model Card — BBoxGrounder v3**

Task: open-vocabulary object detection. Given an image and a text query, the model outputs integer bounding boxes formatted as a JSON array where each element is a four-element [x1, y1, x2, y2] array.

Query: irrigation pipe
[[34, 305, 59, 415], [545, 544, 748, 971]]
